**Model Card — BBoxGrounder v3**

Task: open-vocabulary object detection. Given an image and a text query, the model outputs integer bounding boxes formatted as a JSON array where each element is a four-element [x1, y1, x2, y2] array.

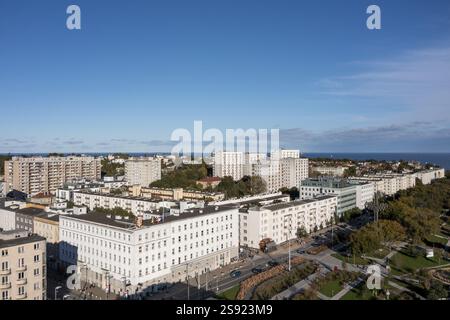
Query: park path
[[330, 278, 364, 300]]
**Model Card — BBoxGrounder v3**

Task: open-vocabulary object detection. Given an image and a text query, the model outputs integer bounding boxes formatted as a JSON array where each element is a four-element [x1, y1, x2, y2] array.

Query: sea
[[2, 152, 450, 170], [303, 153, 450, 170]]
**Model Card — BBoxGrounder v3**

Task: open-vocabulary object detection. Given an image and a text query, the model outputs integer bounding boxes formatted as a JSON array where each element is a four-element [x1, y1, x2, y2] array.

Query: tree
[[296, 227, 308, 239], [343, 166, 357, 177], [366, 192, 387, 222], [427, 280, 448, 300], [247, 175, 267, 195]]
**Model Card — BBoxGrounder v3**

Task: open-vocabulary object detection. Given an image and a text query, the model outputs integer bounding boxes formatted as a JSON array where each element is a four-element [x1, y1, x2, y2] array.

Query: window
[[1, 250, 8, 257], [2, 291, 9, 300]]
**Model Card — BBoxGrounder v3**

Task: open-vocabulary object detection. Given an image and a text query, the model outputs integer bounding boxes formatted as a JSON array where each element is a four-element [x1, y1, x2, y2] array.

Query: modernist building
[[4, 156, 101, 196], [299, 178, 365, 216], [125, 158, 161, 187], [33, 213, 60, 270], [59, 205, 239, 296], [213, 152, 245, 181], [239, 195, 337, 249], [72, 191, 176, 216], [0, 230, 46, 300], [312, 166, 347, 177], [128, 186, 225, 202]]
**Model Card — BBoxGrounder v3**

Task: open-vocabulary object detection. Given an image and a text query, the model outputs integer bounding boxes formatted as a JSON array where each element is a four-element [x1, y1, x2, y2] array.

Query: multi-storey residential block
[[299, 178, 361, 216], [312, 166, 347, 177], [72, 191, 176, 216], [0, 230, 46, 300], [4, 156, 101, 196], [271, 149, 300, 160], [128, 186, 225, 202], [240, 195, 337, 249], [125, 158, 161, 187], [252, 157, 309, 193], [59, 205, 239, 297], [213, 152, 245, 181], [33, 214, 60, 270]]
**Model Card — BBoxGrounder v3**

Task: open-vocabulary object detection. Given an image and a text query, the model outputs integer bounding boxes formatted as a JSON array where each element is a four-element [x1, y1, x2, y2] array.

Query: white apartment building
[[299, 178, 366, 216], [354, 182, 375, 210], [240, 195, 337, 249], [252, 157, 309, 193], [72, 191, 176, 216], [125, 158, 161, 187], [415, 168, 446, 185], [271, 149, 300, 160], [213, 152, 245, 181], [59, 205, 239, 296], [312, 166, 346, 177], [4, 156, 101, 196], [243, 153, 267, 176]]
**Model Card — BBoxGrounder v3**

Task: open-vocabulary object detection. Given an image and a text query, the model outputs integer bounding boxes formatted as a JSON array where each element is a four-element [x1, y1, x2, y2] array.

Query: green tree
[[427, 280, 448, 300], [296, 227, 308, 239]]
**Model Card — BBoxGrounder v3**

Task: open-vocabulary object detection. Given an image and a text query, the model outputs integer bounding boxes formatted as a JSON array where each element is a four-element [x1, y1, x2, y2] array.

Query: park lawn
[[332, 253, 370, 266], [340, 284, 374, 300], [367, 247, 390, 260], [319, 279, 343, 298], [389, 251, 448, 275], [216, 285, 240, 300], [426, 234, 448, 246]]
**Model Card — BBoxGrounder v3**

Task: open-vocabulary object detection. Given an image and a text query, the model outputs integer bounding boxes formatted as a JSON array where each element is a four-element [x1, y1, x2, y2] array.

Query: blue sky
[[0, 0, 450, 153]]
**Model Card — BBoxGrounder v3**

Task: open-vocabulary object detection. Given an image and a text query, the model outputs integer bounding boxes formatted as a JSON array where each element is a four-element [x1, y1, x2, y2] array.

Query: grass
[[319, 279, 343, 297], [216, 284, 240, 300], [367, 247, 390, 260], [340, 283, 374, 300], [332, 253, 370, 265], [426, 234, 448, 246], [389, 250, 449, 276]]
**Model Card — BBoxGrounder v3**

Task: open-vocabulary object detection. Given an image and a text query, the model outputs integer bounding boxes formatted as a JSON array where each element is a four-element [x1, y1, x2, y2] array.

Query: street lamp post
[[54, 286, 62, 300]]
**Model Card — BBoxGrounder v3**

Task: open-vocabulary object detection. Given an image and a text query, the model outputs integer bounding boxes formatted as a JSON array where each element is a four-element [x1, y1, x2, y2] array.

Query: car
[[267, 261, 279, 267], [251, 268, 263, 274], [229, 270, 241, 278], [296, 249, 305, 254]]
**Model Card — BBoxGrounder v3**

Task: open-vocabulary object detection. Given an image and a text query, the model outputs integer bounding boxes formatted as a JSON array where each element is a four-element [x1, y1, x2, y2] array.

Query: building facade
[[125, 158, 161, 187], [213, 152, 245, 181], [240, 195, 337, 249], [4, 156, 101, 196], [0, 230, 46, 300], [59, 205, 239, 296]]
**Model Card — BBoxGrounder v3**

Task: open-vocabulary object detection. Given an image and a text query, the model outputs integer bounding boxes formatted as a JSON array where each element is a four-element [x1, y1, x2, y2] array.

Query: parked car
[[267, 260, 279, 267], [251, 268, 263, 274], [230, 270, 241, 278], [296, 249, 305, 254]]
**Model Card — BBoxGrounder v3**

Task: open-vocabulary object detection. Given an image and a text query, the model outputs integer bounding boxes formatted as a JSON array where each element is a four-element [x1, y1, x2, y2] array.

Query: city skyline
[[1, 0, 450, 153]]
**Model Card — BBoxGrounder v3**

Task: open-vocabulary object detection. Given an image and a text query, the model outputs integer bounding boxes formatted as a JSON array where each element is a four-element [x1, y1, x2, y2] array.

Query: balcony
[[0, 282, 11, 290], [17, 278, 27, 285], [0, 268, 11, 276], [17, 265, 27, 272], [16, 293, 27, 300]]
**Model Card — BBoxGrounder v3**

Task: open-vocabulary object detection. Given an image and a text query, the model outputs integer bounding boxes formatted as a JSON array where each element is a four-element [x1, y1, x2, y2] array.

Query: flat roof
[[73, 191, 170, 203], [0, 234, 46, 248], [258, 195, 336, 212], [61, 205, 237, 229], [16, 207, 46, 217]]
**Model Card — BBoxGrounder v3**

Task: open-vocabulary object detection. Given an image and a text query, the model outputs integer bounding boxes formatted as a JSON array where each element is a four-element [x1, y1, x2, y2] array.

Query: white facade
[[0, 207, 16, 231], [313, 166, 346, 177], [72, 191, 176, 216], [213, 152, 245, 181], [125, 158, 161, 187], [271, 149, 300, 160], [59, 206, 239, 295], [299, 179, 358, 216], [354, 182, 375, 210], [240, 195, 337, 249]]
